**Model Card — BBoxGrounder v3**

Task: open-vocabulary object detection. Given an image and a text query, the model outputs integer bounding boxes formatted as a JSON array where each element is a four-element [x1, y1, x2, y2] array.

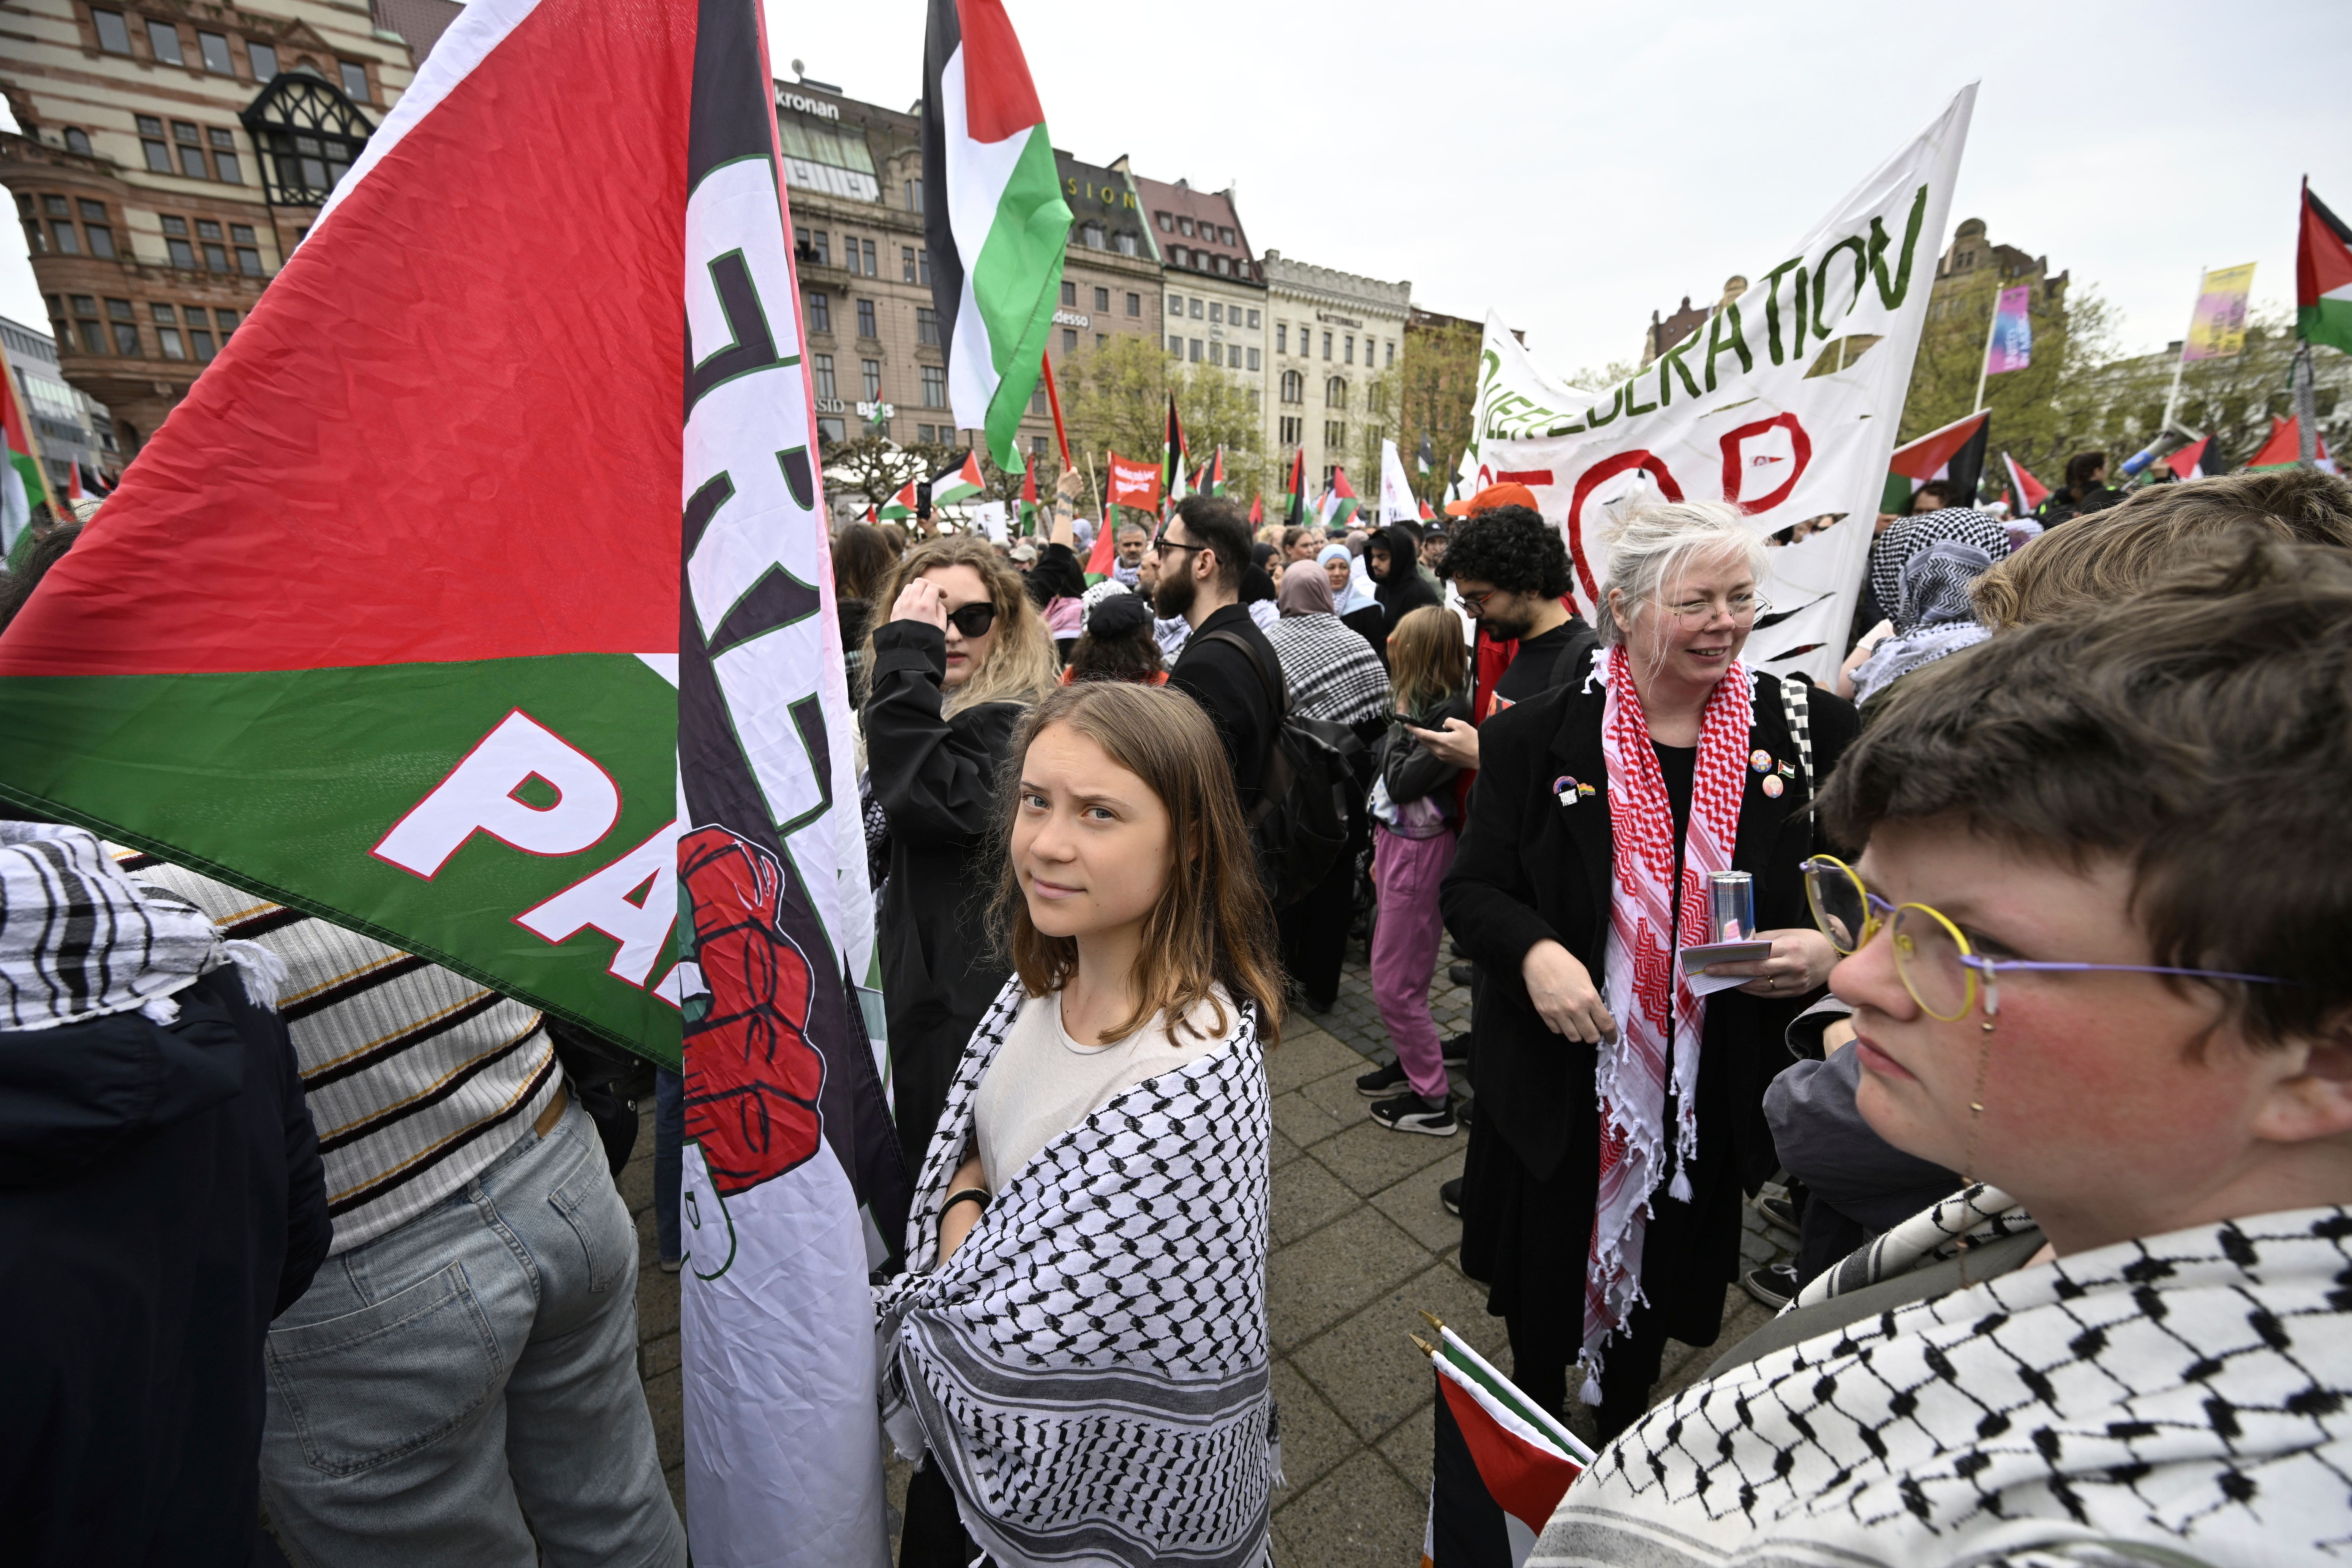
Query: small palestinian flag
[[1201, 444, 1226, 498], [932, 448, 985, 506], [1419, 1323, 1592, 1568], [0, 335, 47, 562], [1284, 447, 1307, 528], [1247, 493, 1261, 525], [1418, 432, 1436, 475], [2247, 415, 2336, 473], [1320, 466, 1360, 528], [922, 0, 1070, 470], [2001, 450, 2049, 515], [2298, 180, 2352, 357], [1419, 497, 1435, 522], [1018, 460, 1040, 536], [2164, 435, 2211, 482], [1883, 409, 1988, 512], [879, 476, 919, 520]]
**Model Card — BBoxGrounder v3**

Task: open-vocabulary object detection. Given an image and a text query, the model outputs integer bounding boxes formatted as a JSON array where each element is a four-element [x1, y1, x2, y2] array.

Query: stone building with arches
[[1261, 252, 1410, 494]]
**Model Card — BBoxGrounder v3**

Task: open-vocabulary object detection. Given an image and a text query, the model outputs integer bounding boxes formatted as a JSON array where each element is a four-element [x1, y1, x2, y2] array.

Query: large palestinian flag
[[0, 0, 902, 1561], [1883, 408, 1988, 512], [2298, 180, 2352, 357], [922, 0, 1070, 471]]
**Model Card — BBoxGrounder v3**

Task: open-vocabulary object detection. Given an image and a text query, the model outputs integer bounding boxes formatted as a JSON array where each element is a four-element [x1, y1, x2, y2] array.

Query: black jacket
[[1369, 523, 1441, 630], [865, 620, 1027, 1172], [1168, 602, 1281, 814], [1440, 670, 1858, 1190], [0, 966, 327, 1567], [1378, 692, 1473, 830]]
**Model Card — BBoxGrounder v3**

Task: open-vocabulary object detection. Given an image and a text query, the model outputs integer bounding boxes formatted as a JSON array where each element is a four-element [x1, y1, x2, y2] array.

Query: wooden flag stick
[[1040, 350, 1074, 474]]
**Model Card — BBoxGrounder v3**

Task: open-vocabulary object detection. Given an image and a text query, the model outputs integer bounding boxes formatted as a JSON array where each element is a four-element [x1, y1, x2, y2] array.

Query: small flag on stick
[[1417, 1317, 1593, 1568]]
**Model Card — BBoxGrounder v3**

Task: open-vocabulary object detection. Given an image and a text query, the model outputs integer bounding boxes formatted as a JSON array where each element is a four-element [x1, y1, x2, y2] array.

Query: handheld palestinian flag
[[1418, 432, 1436, 475], [1285, 447, 1307, 528], [0, 1, 905, 1560], [879, 476, 919, 520], [2248, 415, 2336, 472], [1420, 497, 1435, 522], [1083, 511, 1117, 575], [1162, 393, 1189, 506], [2001, 450, 2049, 515], [1320, 465, 1361, 528], [2165, 435, 2212, 481], [932, 448, 985, 506], [922, 0, 1070, 471], [0, 334, 48, 562], [1201, 444, 1226, 498], [2297, 180, 2352, 357], [1418, 1322, 1593, 1568], [1883, 409, 1988, 512], [1247, 493, 1261, 525]]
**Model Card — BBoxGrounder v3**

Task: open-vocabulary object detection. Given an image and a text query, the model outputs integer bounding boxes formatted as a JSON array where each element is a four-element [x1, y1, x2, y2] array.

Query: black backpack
[[1197, 628, 1366, 909]]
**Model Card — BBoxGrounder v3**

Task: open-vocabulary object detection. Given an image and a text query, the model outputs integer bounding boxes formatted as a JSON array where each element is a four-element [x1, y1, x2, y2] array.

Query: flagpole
[[1970, 279, 2001, 415], [2161, 263, 2202, 435], [1039, 349, 1074, 473]]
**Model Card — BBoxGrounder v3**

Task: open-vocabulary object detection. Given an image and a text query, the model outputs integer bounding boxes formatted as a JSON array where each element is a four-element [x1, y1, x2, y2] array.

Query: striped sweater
[[120, 852, 560, 1254]]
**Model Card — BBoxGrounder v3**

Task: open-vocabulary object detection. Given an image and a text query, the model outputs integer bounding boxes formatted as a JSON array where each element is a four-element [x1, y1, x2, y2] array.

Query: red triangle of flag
[[1889, 411, 1988, 482]]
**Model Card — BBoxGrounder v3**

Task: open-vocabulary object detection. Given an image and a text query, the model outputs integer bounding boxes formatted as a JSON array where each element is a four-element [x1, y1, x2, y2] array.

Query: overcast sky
[[8, 0, 2349, 380]]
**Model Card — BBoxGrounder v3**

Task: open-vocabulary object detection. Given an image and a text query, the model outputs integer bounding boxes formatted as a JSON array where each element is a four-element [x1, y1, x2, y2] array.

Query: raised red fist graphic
[[679, 826, 823, 1195]]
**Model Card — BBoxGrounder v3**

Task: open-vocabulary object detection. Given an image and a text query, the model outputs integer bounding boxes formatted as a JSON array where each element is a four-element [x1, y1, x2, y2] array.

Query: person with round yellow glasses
[[1536, 541, 2352, 1567]]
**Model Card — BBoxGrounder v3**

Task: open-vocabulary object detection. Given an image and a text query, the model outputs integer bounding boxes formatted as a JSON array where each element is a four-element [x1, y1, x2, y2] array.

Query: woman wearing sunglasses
[[1441, 500, 1860, 1443], [1539, 546, 2352, 1568], [865, 534, 1059, 1178]]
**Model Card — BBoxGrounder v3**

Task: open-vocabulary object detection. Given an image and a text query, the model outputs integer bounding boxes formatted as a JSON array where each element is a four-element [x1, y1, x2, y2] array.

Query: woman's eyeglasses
[[945, 601, 998, 638], [1801, 854, 2293, 1023], [1662, 592, 1770, 625]]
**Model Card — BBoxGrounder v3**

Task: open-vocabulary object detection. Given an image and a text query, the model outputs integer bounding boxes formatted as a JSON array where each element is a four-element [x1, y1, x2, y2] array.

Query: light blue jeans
[[257, 1094, 686, 1568]]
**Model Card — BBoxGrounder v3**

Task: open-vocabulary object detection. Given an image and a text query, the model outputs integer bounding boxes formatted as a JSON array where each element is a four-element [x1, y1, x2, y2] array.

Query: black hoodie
[[1368, 522, 1440, 630]]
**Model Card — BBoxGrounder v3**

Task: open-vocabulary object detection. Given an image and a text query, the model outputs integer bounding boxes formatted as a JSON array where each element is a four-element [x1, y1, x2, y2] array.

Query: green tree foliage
[[1397, 320, 1481, 500], [1896, 273, 2121, 488], [1058, 334, 1269, 504]]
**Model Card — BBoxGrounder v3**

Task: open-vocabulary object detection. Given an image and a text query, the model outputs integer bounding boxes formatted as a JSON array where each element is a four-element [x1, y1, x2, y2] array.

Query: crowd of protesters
[[5, 454, 2350, 1568]]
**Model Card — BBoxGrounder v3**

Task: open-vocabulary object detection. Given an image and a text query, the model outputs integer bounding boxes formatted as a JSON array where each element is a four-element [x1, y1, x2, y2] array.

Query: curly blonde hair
[[862, 533, 1059, 714]]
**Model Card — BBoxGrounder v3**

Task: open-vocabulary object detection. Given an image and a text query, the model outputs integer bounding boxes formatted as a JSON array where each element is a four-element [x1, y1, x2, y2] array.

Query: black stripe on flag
[[920, 0, 964, 383], [1431, 1377, 1513, 1567]]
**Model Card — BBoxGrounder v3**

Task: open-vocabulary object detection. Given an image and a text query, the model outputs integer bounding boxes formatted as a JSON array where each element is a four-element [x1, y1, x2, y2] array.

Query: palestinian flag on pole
[[1417, 1323, 1593, 1567], [0, 333, 49, 564], [1284, 447, 1307, 528], [2001, 450, 2049, 515], [2164, 435, 2212, 482], [932, 448, 985, 506], [2298, 180, 2352, 357], [1161, 394, 1189, 511], [1320, 466, 1361, 528], [1882, 409, 1988, 512], [1247, 493, 1261, 525], [1201, 444, 1226, 498], [2248, 415, 2336, 472], [923, 0, 1070, 471], [879, 476, 918, 520], [0, 0, 904, 1560], [1018, 460, 1040, 535]]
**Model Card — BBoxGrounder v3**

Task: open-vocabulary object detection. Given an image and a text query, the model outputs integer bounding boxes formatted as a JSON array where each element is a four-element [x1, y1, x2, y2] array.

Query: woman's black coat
[[1440, 661, 1857, 1298], [865, 620, 1026, 1176]]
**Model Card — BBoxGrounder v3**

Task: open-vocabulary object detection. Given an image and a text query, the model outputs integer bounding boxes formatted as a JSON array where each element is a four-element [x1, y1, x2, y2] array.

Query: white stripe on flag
[[937, 43, 1031, 426]]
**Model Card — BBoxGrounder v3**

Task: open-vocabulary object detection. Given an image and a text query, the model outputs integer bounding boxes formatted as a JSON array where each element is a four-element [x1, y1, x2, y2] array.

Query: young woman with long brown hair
[[863, 533, 1060, 1177], [876, 681, 1283, 1568]]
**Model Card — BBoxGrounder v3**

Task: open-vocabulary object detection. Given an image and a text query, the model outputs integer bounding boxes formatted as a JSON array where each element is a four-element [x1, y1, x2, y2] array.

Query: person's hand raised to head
[[890, 574, 950, 631]]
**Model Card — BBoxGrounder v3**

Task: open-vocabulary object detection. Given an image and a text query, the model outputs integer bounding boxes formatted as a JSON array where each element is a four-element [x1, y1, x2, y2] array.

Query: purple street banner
[[2184, 263, 2257, 362], [1986, 283, 2033, 375]]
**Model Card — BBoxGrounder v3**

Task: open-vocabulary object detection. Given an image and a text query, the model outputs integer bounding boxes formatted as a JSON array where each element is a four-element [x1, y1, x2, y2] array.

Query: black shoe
[[1370, 1092, 1457, 1136], [1440, 1032, 1471, 1067], [1447, 963, 1475, 988], [1743, 1262, 1799, 1310], [1754, 1194, 1800, 1239], [1355, 1059, 1411, 1098], [1439, 1177, 1463, 1217]]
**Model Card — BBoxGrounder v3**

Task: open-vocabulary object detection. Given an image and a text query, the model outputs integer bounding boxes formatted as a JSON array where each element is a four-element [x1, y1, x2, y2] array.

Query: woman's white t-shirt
[[973, 985, 1236, 1193]]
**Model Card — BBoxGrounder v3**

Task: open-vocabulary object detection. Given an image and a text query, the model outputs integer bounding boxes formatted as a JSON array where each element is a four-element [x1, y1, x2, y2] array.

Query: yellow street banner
[[2184, 263, 2258, 362]]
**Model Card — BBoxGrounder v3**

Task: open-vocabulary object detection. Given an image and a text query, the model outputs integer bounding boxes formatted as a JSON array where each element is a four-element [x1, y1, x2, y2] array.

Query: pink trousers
[[1370, 824, 1458, 1102]]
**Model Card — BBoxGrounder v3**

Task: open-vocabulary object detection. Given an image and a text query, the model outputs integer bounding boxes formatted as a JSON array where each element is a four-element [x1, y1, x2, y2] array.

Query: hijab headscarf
[[1850, 536, 2000, 706], [1368, 522, 1440, 629], [1867, 507, 2009, 628], [1318, 543, 1375, 616], [1276, 561, 1336, 616]]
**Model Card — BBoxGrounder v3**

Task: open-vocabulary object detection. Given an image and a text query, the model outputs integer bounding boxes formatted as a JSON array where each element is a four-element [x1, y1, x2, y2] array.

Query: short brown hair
[[1972, 468, 2352, 629], [1823, 539, 2352, 1044], [990, 682, 1282, 1046], [1171, 496, 1252, 591]]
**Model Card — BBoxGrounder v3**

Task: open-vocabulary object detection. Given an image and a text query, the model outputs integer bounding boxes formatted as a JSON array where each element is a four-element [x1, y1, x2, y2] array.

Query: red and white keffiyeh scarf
[[1583, 643, 1751, 1401]]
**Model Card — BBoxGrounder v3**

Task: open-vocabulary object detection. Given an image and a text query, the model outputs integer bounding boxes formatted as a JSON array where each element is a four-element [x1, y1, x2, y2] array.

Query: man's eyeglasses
[[1457, 587, 1499, 614], [1801, 854, 2293, 1023], [945, 601, 998, 638], [1150, 531, 1204, 557]]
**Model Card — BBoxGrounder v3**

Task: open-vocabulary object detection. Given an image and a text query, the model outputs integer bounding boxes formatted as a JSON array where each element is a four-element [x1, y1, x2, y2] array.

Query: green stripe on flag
[[973, 124, 1070, 472], [2300, 295, 2352, 358], [9, 449, 47, 512]]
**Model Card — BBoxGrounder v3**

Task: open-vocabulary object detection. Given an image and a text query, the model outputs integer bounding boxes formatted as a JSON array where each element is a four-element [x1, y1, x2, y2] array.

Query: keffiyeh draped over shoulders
[[874, 978, 1278, 1568], [1536, 1199, 2352, 1568]]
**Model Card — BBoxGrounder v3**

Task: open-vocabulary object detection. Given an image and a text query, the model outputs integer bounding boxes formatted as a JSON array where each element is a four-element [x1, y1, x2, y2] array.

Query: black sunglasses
[[945, 601, 998, 637]]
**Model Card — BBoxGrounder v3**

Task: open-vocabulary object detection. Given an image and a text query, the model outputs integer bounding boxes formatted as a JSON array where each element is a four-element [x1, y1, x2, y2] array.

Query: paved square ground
[[621, 949, 1793, 1561]]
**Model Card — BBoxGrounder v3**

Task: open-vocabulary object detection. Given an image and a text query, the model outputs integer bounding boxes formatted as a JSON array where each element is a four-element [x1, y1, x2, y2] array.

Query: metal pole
[[2161, 264, 2202, 435], [1971, 279, 2000, 415], [2293, 341, 2319, 468]]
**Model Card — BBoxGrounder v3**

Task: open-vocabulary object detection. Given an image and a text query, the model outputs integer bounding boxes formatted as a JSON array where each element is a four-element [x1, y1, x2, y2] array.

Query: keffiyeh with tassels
[[1585, 644, 1752, 1401], [874, 978, 1277, 1568]]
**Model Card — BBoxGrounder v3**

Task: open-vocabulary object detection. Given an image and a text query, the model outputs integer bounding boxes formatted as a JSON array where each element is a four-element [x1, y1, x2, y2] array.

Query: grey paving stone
[[1374, 1399, 1435, 1494], [1295, 1063, 1377, 1125], [1269, 1359, 1357, 1495], [1270, 1448, 1427, 1568], [635, 1261, 680, 1344], [642, 1365, 683, 1474], [1271, 1086, 1349, 1151], [1266, 1206, 1432, 1353], [1266, 1026, 1364, 1095], [1269, 1127, 1304, 1171], [1307, 1116, 1465, 1200], [1290, 1260, 1498, 1444], [1367, 1146, 1467, 1253], [1271, 1154, 1358, 1247], [639, 1327, 681, 1381]]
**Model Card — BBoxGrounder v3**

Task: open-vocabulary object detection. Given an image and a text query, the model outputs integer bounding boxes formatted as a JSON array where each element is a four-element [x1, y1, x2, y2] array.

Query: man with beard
[[1153, 496, 1280, 812]]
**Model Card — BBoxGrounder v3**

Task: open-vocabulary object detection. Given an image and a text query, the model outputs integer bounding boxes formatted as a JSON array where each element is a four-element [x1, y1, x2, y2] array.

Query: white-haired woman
[[1440, 501, 1861, 1443]]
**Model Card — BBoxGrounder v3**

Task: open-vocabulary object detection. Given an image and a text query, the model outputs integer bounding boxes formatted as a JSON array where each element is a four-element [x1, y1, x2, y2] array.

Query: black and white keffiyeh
[[1851, 538, 1999, 707], [1264, 613, 1389, 727], [874, 978, 1278, 1568], [0, 822, 259, 1030], [1535, 1201, 2352, 1568]]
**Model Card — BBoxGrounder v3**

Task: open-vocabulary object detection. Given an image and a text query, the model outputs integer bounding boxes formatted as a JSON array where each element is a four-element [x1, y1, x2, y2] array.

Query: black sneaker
[[1753, 1194, 1800, 1239], [1439, 1177, 1464, 1217], [1355, 1059, 1410, 1097], [1742, 1262, 1799, 1310], [1371, 1093, 1457, 1136], [1440, 1032, 1471, 1067], [1447, 963, 1476, 988]]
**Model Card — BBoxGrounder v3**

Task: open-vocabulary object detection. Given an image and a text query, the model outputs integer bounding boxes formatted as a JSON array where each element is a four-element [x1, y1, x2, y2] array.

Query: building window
[[242, 74, 373, 206], [248, 40, 278, 78], [1188, 338, 1202, 362], [1189, 298, 1204, 320], [1279, 415, 1301, 445], [904, 180, 922, 213], [856, 298, 876, 338], [1326, 377, 1347, 408], [817, 416, 846, 444], [1059, 280, 1077, 307], [207, 128, 242, 183], [146, 18, 184, 65], [106, 298, 141, 356], [916, 306, 938, 346], [215, 307, 238, 335], [151, 302, 185, 359], [1167, 335, 1182, 354], [917, 248, 929, 285], [1194, 253, 1208, 272], [83, 209, 115, 259], [806, 289, 830, 334], [1115, 233, 1136, 257], [231, 224, 262, 274], [91, 8, 131, 53], [48, 217, 80, 255], [1220, 226, 1234, 245], [188, 217, 225, 269], [174, 122, 209, 179], [812, 353, 835, 399], [338, 60, 369, 101], [1322, 331, 1332, 359], [1325, 421, 1345, 449], [138, 116, 172, 173], [1345, 335, 1355, 365], [1092, 286, 1109, 311], [1170, 245, 1186, 267], [1386, 341, 1396, 368], [1281, 370, 1303, 403], [1208, 303, 1222, 325], [1062, 327, 1078, 354], [1125, 291, 1140, 317], [1214, 256, 1230, 276], [198, 30, 234, 73], [1276, 324, 1287, 354], [1247, 309, 1260, 329], [1032, 435, 1048, 459], [1246, 347, 1260, 371], [160, 215, 197, 268], [902, 244, 917, 283], [1178, 217, 1194, 237], [1030, 384, 1047, 415], [861, 359, 881, 400], [921, 365, 946, 408], [916, 424, 937, 444], [1208, 343, 1223, 367], [1096, 332, 1106, 349], [64, 127, 92, 155], [1157, 212, 1173, 231], [1167, 293, 1181, 314], [806, 229, 829, 266], [1081, 222, 1104, 249], [188, 316, 215, 360], [860, 237, 877, 275]]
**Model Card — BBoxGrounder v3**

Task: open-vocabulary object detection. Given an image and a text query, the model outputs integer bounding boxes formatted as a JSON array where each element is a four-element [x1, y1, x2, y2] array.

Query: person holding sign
[[1440, 501, 1858, 1442]]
